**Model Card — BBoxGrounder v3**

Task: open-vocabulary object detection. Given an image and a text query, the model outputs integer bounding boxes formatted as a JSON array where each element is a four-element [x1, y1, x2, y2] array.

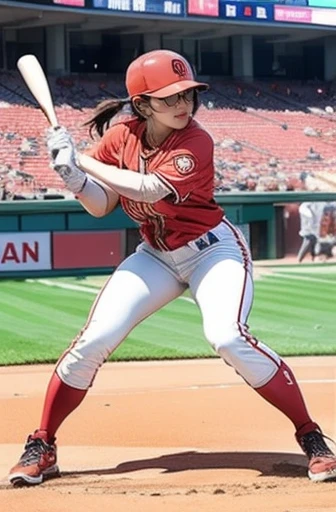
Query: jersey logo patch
[[174, 155, 195, 174]]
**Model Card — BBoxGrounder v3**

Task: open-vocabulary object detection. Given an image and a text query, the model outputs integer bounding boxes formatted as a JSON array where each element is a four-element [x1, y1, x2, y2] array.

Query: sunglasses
[[144, 88, 195, 107]]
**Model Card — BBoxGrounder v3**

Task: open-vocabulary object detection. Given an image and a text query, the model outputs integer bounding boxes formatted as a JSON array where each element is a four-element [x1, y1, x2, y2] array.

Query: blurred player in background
[[316, 202, 336, 261], [297, 201, 322, 263], [298, 201, 336, 263], [9, 49, 336, 486]]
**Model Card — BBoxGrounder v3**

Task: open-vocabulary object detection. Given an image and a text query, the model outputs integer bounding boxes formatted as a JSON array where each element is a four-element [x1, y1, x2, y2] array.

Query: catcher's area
[[1, 357, 336, 512]]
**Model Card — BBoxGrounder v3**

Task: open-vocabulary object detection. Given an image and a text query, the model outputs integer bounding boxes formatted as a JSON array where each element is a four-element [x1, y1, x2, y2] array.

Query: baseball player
[[9, 50, 336, 485], [316, 202, 336, 261], [297, 201, 323, 263]]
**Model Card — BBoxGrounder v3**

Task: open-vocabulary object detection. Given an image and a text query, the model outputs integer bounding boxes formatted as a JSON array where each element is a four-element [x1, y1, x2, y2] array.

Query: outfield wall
[[0, 192, 334, 277]]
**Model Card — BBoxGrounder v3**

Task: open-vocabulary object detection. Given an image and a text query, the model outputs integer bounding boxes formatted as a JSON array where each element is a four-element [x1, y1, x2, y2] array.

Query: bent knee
[[204, 323, 242, 355], [57, 331, 115, 390]]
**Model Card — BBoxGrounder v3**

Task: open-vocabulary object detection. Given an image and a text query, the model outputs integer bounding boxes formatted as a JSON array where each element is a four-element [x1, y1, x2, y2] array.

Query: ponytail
[[83, 98, 130, 138]]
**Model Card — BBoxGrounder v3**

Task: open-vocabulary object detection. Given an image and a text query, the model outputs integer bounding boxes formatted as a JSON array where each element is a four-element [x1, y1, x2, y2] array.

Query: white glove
[[47, 127, 87, 194], [47, 126, 73, 159]]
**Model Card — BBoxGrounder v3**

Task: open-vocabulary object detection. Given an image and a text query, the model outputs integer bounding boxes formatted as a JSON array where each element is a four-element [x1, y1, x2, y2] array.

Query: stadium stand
[[1, 72, 336, 198]]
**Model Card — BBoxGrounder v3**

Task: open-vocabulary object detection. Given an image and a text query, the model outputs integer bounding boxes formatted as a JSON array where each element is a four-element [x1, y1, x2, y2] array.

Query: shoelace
[[20, 438, 50, 466], [300, 431, 335, 459]]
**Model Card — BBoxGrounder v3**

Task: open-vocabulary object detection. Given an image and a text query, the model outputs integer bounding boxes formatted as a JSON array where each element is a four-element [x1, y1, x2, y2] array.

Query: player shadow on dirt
[[62, 451, 308, 479]]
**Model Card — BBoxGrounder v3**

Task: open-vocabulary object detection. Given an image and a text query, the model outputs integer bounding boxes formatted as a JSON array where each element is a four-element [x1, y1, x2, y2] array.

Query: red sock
[[37, 372, 87, 441], [255, 360, 316, 432]]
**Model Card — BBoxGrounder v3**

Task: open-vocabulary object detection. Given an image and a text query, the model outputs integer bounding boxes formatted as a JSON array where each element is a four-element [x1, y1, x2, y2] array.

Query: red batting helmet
[[126, 50, 208, 99]]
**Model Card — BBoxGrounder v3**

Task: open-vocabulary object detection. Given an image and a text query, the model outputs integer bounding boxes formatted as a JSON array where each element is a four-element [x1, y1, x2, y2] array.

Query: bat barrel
[[17, 54, 59, 128]]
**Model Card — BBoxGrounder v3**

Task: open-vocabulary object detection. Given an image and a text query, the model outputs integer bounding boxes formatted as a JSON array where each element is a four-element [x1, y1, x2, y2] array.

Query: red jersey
[[91, 118, 223, 251]]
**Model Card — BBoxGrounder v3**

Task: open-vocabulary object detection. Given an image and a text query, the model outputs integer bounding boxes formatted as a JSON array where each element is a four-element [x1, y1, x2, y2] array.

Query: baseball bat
[[17, 54, 59, 128]]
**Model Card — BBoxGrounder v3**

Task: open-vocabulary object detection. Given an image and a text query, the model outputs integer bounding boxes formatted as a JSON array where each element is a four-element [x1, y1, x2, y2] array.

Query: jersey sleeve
[[88, 123, 126, 167], [153, 129, 214, 202]]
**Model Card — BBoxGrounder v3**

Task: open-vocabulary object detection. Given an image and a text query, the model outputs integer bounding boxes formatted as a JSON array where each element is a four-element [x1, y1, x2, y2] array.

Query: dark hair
[[192, 90, 200, 115], [83, 98, 137, 138], [84, 90, 200, 138]]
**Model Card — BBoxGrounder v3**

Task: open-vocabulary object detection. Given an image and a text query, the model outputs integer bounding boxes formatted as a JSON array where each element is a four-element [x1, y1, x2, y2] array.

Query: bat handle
[[47, 110, 59, 128]]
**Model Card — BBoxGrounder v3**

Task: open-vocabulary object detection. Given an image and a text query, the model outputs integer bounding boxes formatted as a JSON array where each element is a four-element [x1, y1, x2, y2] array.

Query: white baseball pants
[[56, 218, 281, 390]]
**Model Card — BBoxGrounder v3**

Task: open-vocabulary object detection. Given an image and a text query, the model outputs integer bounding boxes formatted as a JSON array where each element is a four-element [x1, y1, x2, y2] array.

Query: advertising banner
[[92, 0, 184, 16], [53, 0, 85, 6], [308, 0, 336, 7], [274, 4, 336, 26], [0, 232, 51, 271], [188, 0, 219, 16]]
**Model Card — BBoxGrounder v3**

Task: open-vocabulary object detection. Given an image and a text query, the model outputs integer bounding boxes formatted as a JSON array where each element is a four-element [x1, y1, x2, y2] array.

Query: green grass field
[[0, 265, 335, 366]]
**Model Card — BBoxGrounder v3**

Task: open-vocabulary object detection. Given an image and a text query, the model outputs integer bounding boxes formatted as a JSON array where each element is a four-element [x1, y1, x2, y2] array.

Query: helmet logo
[[172, 59, 188, 78]]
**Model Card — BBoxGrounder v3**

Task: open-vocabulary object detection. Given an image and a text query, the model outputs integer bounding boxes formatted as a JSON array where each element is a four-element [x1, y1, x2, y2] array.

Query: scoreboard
[[93, 0, 336, 28], [6, 0, 336, 27]]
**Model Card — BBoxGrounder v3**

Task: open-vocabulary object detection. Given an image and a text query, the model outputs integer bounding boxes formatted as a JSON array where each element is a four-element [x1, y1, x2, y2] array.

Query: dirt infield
[[1, 357, 336, 512]]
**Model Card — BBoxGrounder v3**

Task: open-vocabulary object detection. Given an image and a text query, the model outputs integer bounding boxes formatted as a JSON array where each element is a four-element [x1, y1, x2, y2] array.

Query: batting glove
[[47, 127, 87, 194], [47, 126, 73, 159]]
